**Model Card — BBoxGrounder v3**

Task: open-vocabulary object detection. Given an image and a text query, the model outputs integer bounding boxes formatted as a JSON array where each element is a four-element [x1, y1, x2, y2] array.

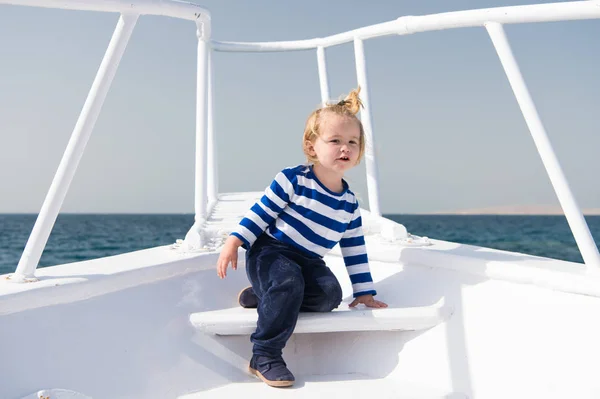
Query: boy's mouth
[[338, 156, 350, 161]]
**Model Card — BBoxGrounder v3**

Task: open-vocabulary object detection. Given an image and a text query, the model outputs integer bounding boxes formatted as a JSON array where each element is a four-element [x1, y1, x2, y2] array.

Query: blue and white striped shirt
[[232, 164, 376, 297]]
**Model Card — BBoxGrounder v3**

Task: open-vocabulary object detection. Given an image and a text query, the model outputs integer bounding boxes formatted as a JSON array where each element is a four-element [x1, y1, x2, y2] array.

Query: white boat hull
[[2, 194, 599, 398]]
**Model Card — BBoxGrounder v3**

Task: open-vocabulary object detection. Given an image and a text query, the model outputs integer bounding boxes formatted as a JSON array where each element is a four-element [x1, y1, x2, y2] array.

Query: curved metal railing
[[211, 1, 600, 52], [0, 0, 208, 21], [2, 0, 599, 279]]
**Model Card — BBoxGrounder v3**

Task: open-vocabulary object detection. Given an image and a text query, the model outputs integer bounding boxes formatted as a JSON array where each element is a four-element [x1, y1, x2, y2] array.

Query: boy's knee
[[282, 275, 304, 292], [270, 258, 304, 293], [317, 280, 343, 312], [328, 282, 343, 310], [276, 272, 305, 300]]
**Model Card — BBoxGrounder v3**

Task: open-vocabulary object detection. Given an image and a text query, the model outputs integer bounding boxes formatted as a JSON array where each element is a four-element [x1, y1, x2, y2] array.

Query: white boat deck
[[179, 374, 466, 399]]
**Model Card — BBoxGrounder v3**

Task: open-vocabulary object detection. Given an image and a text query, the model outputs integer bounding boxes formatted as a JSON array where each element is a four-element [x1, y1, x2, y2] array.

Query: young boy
[[216, 87, 387, 387]]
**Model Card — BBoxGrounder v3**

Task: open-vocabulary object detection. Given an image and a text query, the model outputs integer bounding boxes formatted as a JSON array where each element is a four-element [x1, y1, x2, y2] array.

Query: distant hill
[[427, 205, 600, 215]]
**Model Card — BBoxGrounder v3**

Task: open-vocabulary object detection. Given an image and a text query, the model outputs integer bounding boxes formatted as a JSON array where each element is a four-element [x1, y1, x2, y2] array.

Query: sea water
[[1, 214, 599, 275]]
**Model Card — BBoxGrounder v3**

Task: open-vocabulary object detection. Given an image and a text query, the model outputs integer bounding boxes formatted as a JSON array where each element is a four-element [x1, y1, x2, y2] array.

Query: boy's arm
[[231, 170, 295, 249], [218, 170, 295, 279], [339, 204, 377, 298], [217, 235, 244, 279]]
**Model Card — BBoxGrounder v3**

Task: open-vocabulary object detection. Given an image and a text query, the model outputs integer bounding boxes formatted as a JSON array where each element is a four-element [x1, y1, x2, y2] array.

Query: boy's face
[[306, 114, 361, 175]]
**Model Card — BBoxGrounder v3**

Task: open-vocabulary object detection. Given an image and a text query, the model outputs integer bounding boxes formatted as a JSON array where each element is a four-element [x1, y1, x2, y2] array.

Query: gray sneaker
[[248, 355, 295, 387]]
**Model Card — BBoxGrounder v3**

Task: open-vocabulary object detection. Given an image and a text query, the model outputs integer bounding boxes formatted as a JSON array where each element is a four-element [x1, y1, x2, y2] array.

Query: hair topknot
[[332, 86, 363, 115]]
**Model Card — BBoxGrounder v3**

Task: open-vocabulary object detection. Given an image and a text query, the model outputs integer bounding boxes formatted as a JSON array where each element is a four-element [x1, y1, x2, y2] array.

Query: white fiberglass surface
[[0, 250, 600, 398]]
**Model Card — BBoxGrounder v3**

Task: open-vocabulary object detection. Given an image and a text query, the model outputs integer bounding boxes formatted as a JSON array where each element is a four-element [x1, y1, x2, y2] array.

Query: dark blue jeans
[[246, 234, 343, 358]]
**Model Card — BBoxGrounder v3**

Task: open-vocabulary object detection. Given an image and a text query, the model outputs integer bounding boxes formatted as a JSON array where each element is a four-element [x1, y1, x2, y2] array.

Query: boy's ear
[[304, 140, 316, 156]]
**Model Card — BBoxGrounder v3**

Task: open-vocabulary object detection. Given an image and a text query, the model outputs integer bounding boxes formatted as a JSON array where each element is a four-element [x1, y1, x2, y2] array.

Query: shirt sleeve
[[231, 169, 295, 249], [339, 202, 377, 297]]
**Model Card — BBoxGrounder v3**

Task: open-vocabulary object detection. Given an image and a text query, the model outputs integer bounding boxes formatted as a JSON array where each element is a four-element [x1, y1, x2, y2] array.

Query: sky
[[0, 0, 599, 214]]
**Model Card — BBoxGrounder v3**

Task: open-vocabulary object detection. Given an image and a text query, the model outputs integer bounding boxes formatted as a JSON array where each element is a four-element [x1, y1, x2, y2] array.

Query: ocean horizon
[[1, 213, 599, 275]]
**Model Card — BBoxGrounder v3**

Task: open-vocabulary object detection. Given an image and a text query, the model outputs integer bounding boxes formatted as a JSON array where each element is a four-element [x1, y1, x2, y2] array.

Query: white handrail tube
[[212, 19, 405, 52], [0, 0, 208, 22], [316, 46, 330, 106], [183, 18, 210, 250], [207, 49, 218, 206], [353, 39, 381, 217], [195, 21, 209, 222], [12, 14, 139, 280], [211, 1, 600, 53], [485, 22, 600, 270]]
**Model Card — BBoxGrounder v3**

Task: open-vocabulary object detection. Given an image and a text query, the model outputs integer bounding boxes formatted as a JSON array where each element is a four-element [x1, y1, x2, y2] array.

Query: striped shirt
[[231, 164, 376, 297]]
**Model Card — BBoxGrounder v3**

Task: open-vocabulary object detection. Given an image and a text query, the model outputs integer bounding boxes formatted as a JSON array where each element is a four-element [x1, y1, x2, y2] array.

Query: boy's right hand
[[217, 236, 243, 279]]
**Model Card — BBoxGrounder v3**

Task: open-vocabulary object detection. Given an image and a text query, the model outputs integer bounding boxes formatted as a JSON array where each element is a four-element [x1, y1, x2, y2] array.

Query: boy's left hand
[[349, 294, 388, 308]]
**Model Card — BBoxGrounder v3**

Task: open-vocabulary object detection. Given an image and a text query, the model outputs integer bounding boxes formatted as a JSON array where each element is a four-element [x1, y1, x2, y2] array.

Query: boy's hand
[[217, 236, 243, 279], [349, 294, 388, 308]]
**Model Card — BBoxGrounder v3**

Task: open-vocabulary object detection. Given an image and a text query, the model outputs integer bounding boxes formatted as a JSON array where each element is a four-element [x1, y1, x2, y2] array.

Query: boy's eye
[[330, 139, 340, 144], [349, 141, 357, 145]]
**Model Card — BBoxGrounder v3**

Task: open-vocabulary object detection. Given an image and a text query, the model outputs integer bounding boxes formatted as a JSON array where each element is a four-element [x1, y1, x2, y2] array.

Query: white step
[[189, 299, 452, 335], [178, 373, 466, 399]]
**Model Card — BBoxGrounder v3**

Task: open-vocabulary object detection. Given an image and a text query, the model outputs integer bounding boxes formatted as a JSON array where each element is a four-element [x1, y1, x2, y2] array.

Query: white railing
[[209, 0, 600, 270], [183, 17, 211, 251], [2, 0, 599, 280], [11, 13, 140, 280], [210, 1, 600, 52], [0, 0, 207, 21], [2, 0, 212, 280]]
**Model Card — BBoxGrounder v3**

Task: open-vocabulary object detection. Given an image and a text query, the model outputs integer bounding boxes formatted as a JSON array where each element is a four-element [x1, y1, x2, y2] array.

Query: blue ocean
[[1, 214, 599, 275]]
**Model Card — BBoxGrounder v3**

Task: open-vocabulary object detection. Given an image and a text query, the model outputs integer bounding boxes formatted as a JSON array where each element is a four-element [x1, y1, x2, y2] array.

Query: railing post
[[485, 22, 600, 270], [184, 17, 211, 250], [207, 48, 218, 209], [10, 13, 139, 281], [353, 38, 382, 217], [316, 46, 330, 106]]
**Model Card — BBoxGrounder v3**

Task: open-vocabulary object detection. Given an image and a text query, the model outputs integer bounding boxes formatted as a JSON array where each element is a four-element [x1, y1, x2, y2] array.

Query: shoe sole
[[248, 365, 294, 388]]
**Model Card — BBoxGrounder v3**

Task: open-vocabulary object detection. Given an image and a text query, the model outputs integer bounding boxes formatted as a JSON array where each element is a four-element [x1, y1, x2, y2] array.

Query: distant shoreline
[[423, 206, 600, 216], [1, 206, 600, 216]]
